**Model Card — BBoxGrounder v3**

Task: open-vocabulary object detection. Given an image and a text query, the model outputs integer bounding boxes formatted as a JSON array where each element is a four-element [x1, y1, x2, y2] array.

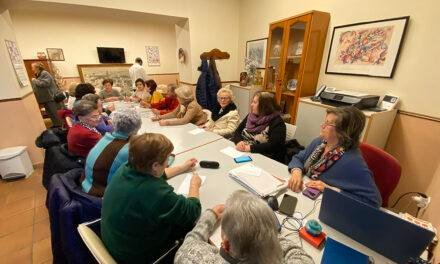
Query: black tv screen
[[97, 47, 125, 63]]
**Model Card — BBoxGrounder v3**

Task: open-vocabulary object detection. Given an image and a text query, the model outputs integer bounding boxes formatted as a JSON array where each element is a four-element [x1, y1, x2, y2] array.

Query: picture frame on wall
[[46, 48, 65, 61], [146, 46, 161, 66], [325, 16, 409, 78], [77, 63, 133, 95], [246, 38, 268, 69]]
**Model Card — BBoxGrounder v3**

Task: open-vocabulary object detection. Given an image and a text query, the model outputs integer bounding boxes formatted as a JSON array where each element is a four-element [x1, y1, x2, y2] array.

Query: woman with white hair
[[82, 107, 198, 197], [175, 190, 314, 264], [152, 85, 207, 126], [202, 87, 239, 137]]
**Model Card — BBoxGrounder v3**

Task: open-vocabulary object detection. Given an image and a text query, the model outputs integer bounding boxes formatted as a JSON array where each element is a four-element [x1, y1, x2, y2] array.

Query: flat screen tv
[[97, 47, 125, 63]]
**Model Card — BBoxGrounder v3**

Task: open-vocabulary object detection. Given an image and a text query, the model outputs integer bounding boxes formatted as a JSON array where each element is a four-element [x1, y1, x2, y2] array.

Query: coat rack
[[200, 48, 230, 60]]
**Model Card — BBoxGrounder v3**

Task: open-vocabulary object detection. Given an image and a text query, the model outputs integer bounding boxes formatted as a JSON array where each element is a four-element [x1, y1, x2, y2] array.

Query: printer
[[319, 89, 380, 109]]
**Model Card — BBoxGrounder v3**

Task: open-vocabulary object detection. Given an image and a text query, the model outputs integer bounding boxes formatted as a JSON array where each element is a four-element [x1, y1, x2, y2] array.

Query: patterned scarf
[[79, 121, 100, 135], [304, 141, 345, 179], [245, 112, 280, 133]]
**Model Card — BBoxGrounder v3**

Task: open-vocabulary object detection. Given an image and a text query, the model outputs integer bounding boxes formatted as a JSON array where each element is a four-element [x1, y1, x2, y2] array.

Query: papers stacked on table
[[229, 163, 286, 197]]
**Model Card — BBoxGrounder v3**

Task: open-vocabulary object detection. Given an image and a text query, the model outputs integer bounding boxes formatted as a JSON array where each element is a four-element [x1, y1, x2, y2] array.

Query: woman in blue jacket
[[288, 106, 382, 207]]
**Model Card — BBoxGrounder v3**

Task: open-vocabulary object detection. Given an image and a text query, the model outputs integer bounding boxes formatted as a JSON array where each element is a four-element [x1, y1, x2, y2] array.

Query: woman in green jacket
[[101, 133, 202, 263]]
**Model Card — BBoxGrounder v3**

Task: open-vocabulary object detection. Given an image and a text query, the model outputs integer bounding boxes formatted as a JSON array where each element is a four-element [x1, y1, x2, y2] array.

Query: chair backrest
[[359, 143, 401, 207], [78, 219, 117, 264], [285, 123, 297, 141]]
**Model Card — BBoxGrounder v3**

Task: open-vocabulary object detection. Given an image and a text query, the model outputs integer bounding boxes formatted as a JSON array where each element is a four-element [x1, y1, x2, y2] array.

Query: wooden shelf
[[282, 91, 296, 97]]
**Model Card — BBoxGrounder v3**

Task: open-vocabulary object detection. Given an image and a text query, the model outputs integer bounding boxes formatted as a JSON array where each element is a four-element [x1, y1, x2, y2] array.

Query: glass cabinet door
[[281, 19, 307, 96], [265, 23, 285, 93]]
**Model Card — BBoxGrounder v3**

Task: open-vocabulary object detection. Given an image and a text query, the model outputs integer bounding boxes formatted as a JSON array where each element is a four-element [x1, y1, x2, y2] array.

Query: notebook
[[321, 237, 369, 264], [228, 163, 286, 197]]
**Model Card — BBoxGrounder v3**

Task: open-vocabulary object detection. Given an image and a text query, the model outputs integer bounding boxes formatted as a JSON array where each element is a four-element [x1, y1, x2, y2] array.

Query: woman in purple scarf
[[232, 92, 286, 162]]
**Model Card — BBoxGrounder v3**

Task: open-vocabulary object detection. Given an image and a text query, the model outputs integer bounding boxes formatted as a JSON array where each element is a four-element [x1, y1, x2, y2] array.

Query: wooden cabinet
[[263, 11, 330, 124], [23, 59, 54, 82]]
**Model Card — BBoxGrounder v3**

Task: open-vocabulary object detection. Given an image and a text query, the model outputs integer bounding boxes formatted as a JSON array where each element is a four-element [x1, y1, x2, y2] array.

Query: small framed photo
[[325, 16, 409, 78], [246, 38, 268, 69], [46, 48, 65, 61]]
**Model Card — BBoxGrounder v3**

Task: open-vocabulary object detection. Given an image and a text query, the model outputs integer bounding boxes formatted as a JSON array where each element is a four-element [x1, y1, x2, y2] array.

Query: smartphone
[[302, 187, 321, 200], [278, 194, 298, 216], [234, 155, 252, 163]]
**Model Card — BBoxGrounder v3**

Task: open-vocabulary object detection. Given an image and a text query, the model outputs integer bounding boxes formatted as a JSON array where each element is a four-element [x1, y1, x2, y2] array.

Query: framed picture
[[325, 16, 409, 78], [246, 38, 268, 69], [146, 46, 160, 66], [77, 63, 133, 95], [46, 48, 65, 61]]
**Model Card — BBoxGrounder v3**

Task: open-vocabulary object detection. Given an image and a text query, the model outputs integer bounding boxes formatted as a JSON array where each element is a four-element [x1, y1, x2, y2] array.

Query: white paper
[[176, 173, 206, 196], [210, 226, 222, 248], [220, 146, 245, 158], [235, 163, 262, 177], [188, 128, 205, 135]]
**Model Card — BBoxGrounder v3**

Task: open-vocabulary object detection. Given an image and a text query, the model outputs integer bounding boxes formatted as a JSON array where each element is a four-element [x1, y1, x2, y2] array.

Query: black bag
[[284, 139, 305, 165]]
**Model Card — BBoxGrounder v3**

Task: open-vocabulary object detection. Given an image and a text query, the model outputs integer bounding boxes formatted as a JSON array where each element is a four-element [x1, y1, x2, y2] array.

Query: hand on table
[[305, 180, 328, 192], [151, 108, 160, 115], [190, 171, 202, 188], [159, 120, 168, 126], [288, 169, 303, 192], [181, 158, 198, 172], [235, 141, 251, 152]]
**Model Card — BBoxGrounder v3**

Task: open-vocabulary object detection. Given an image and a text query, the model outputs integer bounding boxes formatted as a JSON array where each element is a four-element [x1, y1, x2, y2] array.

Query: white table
[[168, 138, 394, 263]]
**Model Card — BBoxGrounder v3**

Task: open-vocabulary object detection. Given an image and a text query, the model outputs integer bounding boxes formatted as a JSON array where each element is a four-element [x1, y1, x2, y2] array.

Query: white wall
[[10, 4, 179, 78], [0, 10, 31, 100], [238, 0, 440, 118], [32, 0, 240, 84]]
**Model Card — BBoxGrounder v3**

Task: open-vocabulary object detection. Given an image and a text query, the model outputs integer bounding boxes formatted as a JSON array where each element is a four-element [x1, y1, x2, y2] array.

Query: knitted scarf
[[304, 141, 345, 179], [211, 102, 237, 121], [245, 112, 280, 133]]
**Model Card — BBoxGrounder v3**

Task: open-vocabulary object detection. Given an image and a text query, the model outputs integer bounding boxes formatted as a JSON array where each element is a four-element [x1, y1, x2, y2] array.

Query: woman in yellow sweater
[[146, 79, 163, 105]]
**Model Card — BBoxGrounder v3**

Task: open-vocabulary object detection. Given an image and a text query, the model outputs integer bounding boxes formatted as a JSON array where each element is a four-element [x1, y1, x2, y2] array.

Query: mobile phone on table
[[234, 155, 252, 163], [278, 194, 298, 216], [302, 187, 321, 200]]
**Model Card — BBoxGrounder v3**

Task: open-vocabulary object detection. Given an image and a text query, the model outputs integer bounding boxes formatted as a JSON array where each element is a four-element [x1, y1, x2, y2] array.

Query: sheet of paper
[[235, 163, 262, 177], [188, 128, 206, 135], [220, 146, 245, 158], [176, 173, 206, 196], [209, 226, 222, 248]]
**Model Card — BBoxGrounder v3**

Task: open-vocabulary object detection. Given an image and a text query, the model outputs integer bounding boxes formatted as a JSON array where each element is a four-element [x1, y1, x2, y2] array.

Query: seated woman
[[67, 100, 102, 158], [101, 133, 202, 263], [151, 84, 179, 115], [67, 82, 78, 110], [82, 107, 198, 197], [73, 83, 96, 108], [131, 78, 151, 107], [81, 93, 113, 135], [145, 79, 163, 105], [202, 87, 239, 137], [175, 190, 314, 264], [287, 106, 381, 207], [232, 91, 286, 162], [99, 79, 121, 102], [153, 85, 207, 126]]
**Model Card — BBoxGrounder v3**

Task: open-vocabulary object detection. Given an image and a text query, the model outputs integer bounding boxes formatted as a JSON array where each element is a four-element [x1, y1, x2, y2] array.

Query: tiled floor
[[0, 167, 52, 264]]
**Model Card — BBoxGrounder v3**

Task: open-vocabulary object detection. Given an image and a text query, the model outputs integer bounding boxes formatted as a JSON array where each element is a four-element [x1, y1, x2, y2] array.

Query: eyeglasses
[[218, 97, 230, 101], [167, 154, 175, 167], [321, 121, 336, 128]]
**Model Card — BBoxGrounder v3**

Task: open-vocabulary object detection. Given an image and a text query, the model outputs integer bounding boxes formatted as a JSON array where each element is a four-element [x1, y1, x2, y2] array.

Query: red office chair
[[359, 143, 401, 207]]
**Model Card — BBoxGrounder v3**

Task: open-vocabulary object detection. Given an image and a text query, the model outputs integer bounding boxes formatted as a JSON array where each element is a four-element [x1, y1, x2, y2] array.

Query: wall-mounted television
[[97, 47, 125, 63]]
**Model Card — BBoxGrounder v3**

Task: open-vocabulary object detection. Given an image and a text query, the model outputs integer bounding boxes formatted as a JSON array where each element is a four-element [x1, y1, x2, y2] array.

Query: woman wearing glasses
[[202, 87, 239, 137], [287, 106, 381, 207], [101, 133, 202, 263]]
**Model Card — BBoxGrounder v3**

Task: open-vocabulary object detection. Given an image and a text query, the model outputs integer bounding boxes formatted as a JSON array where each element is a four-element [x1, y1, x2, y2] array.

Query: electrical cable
[[390, 192, 426, 208]]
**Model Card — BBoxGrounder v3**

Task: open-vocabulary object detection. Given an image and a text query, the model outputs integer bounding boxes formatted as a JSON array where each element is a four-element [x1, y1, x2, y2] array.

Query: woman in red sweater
[[67, 100, 102, 158], [151, 84, 179, 115]]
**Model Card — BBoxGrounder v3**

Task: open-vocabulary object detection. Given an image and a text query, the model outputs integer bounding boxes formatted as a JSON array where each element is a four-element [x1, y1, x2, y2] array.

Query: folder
[[321, 237, 369, 264]]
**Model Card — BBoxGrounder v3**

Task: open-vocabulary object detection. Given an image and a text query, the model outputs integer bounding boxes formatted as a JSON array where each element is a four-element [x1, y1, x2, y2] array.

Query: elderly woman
[[131, 78, 151, 107], [151, 84, 180, 115], [81, 93, 113, 135], [67, 82, 78, 110], [67, 100, 102, 158], [30, 62, 63, 126], [99, 79, 121, 102], [232, 91, 286, 162], [153, 85, 207, 126], [101, 133, 202, 263], [202, 87, 239, 137], [146, 79, 164, 105], [288, 106, 381, 207], [175, 190, 314, 264]]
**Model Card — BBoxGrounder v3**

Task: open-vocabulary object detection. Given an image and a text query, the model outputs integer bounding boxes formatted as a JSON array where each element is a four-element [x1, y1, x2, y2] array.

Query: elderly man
[[175, 190, 315, 264], [129, 57, 148, 88], [31, 62, 62, 126], [81, 107, 198, 197]]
